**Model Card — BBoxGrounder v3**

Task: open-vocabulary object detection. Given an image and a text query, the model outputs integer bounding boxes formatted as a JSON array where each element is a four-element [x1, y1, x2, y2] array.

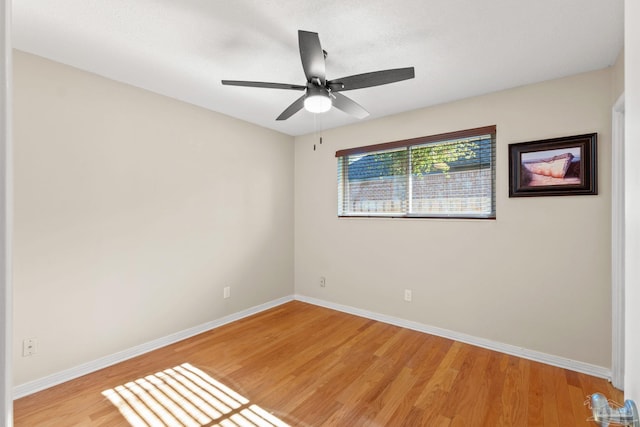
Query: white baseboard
[[294, 295, 612, 380], [13, 296, 294, 399], [14, 293, 611, 399]]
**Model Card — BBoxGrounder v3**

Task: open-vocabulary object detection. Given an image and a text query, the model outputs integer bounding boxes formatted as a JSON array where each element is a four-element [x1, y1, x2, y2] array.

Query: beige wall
[[13, 51, 294, 385], [295, 69, 614, 368]]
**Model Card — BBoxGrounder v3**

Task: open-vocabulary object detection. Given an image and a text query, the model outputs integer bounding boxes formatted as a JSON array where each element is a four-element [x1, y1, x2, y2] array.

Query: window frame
[[336, 125, 497, 219]]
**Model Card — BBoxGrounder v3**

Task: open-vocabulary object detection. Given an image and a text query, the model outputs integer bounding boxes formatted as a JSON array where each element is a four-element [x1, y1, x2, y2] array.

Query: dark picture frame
[[508, 133, 597, 197]]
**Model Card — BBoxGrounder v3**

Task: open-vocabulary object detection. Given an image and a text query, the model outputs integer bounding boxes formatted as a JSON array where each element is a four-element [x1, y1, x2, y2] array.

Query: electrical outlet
[[223, 286, 230, 299], [319, 276, 326, 287], [23, 338, 37, 357], [404, 289, 412, 302]]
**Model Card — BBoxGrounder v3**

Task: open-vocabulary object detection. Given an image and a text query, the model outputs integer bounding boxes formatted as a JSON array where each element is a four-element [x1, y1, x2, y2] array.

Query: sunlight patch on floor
[[102, 363, 289, 427]]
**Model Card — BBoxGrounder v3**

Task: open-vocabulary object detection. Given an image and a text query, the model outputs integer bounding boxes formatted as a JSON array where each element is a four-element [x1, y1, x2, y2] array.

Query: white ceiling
[[12, 0, 624, 136]]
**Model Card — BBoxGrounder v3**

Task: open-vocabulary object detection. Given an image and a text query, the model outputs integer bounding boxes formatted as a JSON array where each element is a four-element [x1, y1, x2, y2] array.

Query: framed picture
[[508, 133, 597, 197]]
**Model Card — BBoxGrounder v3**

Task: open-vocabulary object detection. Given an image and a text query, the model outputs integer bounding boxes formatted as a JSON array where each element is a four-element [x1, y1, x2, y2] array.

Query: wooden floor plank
[[525, 361, 544, 426], [476, 352, 508, 426], [499, 356, 527, 426], [553, 364, 576, 426], [14, 301, 623, 426]]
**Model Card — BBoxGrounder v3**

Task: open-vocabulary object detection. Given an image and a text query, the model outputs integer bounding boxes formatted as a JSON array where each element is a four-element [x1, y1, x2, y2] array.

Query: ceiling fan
[[222, 30, 415, 121]]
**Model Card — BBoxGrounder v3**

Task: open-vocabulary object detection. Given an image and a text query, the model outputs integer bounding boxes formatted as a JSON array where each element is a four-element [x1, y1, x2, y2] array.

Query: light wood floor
[[14, 301, 622, 426]]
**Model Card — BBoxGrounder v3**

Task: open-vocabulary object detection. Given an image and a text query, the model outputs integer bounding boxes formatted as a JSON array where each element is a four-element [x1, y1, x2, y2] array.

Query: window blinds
[[337, 126, 496, 219]]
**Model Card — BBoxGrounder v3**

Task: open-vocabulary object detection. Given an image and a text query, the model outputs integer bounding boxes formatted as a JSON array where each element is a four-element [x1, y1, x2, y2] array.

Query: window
[[336, 125, 496, 219]]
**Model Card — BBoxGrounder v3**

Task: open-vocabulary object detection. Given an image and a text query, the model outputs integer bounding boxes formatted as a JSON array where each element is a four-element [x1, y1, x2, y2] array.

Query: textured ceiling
[[13, 0, 624, 136]]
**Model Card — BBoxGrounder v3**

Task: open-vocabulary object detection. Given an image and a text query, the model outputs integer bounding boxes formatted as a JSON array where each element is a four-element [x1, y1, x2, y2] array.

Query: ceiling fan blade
[[327, 67, 415, 92], [331, 93, 369, 119], [276, 94, 306, 121], [221, 80, 306, 90], [298, 30, 326, 84]]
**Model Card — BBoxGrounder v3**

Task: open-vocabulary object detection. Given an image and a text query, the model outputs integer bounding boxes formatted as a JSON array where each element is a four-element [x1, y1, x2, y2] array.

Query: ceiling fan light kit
[[222, 30, 415, 121], [304, 87, 332, 113]]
